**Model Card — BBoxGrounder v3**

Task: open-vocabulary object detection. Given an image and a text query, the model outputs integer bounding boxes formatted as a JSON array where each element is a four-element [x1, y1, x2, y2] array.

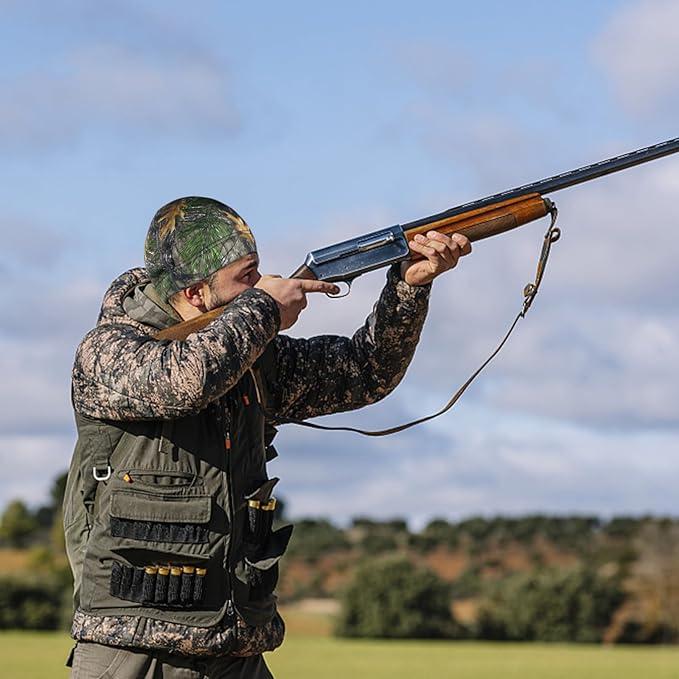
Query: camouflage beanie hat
[[144, 196, 257, 300]]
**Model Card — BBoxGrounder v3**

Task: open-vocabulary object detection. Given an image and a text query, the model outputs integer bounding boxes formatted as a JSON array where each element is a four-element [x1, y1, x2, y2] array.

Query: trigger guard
[[326, 281, 352, 298]]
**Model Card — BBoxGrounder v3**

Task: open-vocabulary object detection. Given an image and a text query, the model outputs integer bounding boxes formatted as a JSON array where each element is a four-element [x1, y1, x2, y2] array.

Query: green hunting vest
[[64, 306, 289, 631]]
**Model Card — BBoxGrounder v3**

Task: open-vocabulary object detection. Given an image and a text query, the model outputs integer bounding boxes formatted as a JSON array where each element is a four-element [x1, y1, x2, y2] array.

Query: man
[[63, 196, 471, 678]]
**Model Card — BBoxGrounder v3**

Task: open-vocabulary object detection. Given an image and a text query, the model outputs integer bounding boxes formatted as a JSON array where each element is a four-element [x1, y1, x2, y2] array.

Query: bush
[[450, 567, 482, 598], [336, 556, 457, 638], [477, 566, 624, 642], [0, 575, 69, 630]]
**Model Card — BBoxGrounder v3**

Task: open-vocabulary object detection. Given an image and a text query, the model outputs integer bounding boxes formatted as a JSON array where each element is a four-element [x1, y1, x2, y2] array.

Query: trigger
[[326, 281, 352, 298]]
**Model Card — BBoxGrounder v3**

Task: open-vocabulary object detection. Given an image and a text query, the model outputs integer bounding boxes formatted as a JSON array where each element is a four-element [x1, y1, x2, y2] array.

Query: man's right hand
[[255, 276, 340, 330]]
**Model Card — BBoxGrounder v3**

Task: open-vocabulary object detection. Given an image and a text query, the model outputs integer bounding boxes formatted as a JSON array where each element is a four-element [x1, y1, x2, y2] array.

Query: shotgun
[[157, 137, 679, 342]]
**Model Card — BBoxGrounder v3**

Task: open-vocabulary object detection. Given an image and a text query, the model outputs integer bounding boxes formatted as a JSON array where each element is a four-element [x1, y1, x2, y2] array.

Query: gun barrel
[[404, 136, 679, 231]]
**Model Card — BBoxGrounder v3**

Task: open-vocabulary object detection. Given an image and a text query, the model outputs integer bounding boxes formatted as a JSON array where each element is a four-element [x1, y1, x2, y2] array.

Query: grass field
[[4, 631, 679, 679]]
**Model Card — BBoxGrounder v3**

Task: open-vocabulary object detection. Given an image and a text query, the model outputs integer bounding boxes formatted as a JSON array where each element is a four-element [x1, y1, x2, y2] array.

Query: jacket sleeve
[[72, 288, 281, 420], [259, 265, 431, 423]]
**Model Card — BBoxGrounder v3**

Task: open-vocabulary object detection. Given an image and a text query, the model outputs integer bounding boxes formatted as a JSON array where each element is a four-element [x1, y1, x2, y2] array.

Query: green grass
[[0, 632, 73, 679], [268, 638, 679, 678], [4, 632, 679, 679]]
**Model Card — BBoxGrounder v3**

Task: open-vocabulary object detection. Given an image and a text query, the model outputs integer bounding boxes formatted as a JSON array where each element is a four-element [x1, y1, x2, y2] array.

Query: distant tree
[[0, 500, 39, 548], [351, 517, 408, 534], [625, 520, 679, 642], [49, 472, 68, 510], [477, 566, 624, 642], [605, 516, 643, 540], [458, 517, 494, 542], [450, 567, 482, 598], [34, 472, 68, 529], [351, 517, 409, 555], [360, 533, 398, 555], [409, 518, 460, 552], [286, 518, 349, 562], [336, 557, 457, 638]]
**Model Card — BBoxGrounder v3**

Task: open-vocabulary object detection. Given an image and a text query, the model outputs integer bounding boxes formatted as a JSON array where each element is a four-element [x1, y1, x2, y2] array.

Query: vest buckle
[[92, 465, 112, 481]]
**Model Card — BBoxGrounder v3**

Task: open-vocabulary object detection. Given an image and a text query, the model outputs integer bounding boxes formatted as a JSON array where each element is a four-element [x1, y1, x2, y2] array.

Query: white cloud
[[0, 44, 239, 151], [594, 0, 679, 115]]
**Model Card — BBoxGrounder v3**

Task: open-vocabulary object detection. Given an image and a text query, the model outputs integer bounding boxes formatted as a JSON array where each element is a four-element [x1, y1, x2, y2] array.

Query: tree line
[[2, 473, 679, 642]]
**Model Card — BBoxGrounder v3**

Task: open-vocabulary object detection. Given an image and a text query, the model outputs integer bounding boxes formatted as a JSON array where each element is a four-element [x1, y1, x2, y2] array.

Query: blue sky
[[1, 0, 678, 526]]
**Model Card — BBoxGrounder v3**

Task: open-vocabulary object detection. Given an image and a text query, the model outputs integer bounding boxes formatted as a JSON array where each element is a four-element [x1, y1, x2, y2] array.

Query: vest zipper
[[213, 400, 235, 613], [224, 415, 236, 615]]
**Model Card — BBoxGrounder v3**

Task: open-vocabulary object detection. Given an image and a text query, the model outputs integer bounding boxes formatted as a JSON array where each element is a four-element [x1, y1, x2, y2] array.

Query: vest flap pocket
[[240, 525, 293, 604], [110, 491, 212, 545], [245, 524, 293, 571], [111, 491, 212, 524]]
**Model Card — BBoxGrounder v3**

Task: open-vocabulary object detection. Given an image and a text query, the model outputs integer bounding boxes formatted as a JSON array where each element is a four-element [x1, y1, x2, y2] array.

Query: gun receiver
[[290, 193, 551, 282], [156, 137, 679, 341]]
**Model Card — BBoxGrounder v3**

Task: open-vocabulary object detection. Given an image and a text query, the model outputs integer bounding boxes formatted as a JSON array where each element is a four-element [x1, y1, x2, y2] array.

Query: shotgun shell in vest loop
[[262, 498, 277, 512], [142, 566, 158, 603], [168, 566, 183, 605], [248, 499, 261, 510], [155, 566, 170, 604], [193, 567, 207, 603], [180, 565, 195, 605]]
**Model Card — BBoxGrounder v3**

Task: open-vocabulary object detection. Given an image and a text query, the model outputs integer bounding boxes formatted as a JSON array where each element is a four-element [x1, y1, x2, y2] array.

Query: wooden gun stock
[[404, 193, 550, 243], [156, 308, 224, 341]]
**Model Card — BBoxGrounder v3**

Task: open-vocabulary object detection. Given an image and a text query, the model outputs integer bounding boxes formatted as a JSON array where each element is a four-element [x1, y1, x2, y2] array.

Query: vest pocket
[[109, 490, 211, 546], [110, 560, 208, 608], [243, 524, 293, 600]]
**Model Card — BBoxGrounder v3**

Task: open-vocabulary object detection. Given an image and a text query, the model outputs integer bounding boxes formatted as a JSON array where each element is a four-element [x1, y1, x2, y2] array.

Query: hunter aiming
[[63, 196, 471, 678]]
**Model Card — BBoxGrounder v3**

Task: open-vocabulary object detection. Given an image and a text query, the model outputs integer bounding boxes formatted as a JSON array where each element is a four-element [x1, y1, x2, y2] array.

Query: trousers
[[69, 642, 274, 679]]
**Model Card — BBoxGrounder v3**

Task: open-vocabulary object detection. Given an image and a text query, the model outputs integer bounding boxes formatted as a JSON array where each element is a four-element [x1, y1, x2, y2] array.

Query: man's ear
[[182, 283, 207, 309]]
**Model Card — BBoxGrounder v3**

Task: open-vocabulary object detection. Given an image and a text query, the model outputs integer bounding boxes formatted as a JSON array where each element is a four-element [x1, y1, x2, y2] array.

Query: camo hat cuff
[[144, 197, 257, 301]]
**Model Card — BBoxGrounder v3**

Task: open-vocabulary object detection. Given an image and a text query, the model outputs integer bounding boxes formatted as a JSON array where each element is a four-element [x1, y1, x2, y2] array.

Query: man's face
[[203, 253, 261, 310]]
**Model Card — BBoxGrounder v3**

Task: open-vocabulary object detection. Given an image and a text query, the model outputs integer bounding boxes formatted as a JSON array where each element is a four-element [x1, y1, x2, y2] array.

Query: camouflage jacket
[[64, 265, 430, 657]]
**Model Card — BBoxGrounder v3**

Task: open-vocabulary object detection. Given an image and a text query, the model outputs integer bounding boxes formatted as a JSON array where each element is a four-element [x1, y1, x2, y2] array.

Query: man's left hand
[[400, 231, 472, 286]]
